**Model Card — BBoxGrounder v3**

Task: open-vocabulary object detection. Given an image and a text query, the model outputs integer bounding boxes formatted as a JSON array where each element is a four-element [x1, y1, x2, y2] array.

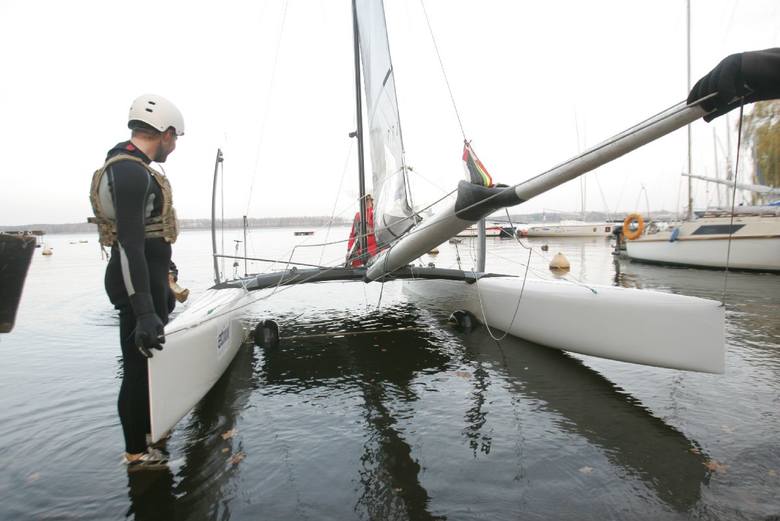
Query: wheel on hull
[[448, 310, 479, 333], [253, 319, 280, 349]]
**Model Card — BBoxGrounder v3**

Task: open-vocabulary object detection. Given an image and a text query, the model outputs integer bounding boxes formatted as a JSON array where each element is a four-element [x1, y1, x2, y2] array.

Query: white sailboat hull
[[148, 288, 251, 442], [625, 213, 780, 271], [405, 277, 724, 373], [626, 236, 780, 271], [523, 223, 613, 237]]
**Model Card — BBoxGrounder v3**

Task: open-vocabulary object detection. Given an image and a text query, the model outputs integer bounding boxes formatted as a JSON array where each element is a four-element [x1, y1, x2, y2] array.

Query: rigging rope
[[420, 0, 466, 141], [319, 138, 356, 265], [720, 100, 745, 307], [245, 0, 290, 218]]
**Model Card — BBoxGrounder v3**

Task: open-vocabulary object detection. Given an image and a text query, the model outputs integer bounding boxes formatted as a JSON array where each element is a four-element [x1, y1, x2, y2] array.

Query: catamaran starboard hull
[[148, 287, 251, 443], [405, 277, 724, 373]]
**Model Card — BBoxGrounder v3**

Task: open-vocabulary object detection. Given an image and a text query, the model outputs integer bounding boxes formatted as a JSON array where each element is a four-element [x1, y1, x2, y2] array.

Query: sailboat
[[623, 2, 780, 272], [624, 134, 780, 271], [522, 221, 614, 238], [148, 0, 729, 443], [625, 174, 780, 271]]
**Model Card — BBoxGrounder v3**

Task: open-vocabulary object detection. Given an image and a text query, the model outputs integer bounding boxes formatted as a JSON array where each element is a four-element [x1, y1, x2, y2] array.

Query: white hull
[[626, 236, 780, 271], [405, 277, 724, 373], [148, 287, 251, 442], [456, 225, 514, 238], [626, 213, 780, 271], [523, 222, 613, 237]]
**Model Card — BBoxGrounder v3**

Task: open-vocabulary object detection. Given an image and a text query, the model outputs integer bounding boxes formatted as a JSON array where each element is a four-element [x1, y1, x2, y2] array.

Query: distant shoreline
[[2, 210, 681, 235], [2, 216, 352, 235]]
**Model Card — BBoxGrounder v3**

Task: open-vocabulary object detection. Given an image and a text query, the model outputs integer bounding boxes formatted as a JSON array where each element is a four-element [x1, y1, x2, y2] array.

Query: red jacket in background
[[347, 207, 378, 267]]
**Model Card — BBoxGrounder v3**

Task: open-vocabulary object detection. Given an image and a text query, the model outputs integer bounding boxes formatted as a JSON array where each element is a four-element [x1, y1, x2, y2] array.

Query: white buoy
[[549, 252, 570, 271]]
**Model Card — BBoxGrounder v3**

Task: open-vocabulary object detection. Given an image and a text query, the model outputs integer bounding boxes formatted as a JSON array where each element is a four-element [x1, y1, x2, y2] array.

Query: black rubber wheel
[[253, 319, 280, 348], [448, 310, 478, 333]]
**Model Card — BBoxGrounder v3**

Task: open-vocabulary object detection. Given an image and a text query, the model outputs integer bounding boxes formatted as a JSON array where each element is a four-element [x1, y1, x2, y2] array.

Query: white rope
[[419, 0, 466, 140], [473, 246, 532, 342]]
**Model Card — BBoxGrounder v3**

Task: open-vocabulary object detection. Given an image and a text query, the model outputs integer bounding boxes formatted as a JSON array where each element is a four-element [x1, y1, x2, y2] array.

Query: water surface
[[1, 228, 778, 520]]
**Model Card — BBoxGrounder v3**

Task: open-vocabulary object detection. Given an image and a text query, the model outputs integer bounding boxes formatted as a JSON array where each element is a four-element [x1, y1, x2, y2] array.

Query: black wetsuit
[[102, 141, 174, 454]]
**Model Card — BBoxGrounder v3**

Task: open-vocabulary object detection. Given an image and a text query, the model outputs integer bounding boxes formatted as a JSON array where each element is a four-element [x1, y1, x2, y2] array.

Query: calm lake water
[[1, 227, 778, 520]]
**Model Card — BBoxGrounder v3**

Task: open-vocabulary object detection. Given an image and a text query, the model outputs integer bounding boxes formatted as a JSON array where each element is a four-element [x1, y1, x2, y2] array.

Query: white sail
[[355, 0, 416, 247]]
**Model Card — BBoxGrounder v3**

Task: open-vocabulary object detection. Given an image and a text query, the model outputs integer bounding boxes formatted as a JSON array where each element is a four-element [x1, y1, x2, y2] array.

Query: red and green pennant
[[462, 141, 494, 187]]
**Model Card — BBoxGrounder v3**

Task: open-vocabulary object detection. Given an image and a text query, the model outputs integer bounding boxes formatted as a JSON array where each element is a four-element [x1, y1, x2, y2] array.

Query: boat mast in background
[[351, 0, 369, 261], [686, 0, 694, 220], [211, 148, 224, 285]]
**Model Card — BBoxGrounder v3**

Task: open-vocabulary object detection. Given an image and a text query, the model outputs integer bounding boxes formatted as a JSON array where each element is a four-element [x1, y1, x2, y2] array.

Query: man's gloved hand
[[688, 48, 780, 122], [687, 53, 744, 122], [129, 293, 165, 358]]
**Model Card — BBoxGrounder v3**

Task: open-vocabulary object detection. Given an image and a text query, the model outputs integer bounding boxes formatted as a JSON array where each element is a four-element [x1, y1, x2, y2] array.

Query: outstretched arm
[[687, 47, 780, 122]]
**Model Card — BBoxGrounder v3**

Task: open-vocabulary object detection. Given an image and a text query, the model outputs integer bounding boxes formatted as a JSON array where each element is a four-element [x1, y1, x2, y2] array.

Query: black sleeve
[[742, 48, 780, 102], [688, 47, 780, 122], [107, 160, 152, 298]]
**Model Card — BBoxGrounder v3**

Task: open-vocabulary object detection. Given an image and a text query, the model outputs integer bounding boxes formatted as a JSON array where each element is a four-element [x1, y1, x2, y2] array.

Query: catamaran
[[146, 0, 744, 443]]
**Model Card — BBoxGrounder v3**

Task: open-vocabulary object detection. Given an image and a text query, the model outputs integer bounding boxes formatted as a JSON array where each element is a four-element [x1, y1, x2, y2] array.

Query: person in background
[[346, 194, 378, 267], [89, 94, 184, 469]]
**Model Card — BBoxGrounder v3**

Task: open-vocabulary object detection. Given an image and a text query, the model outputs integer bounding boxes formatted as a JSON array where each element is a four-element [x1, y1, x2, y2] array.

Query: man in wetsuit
[[90, 94, 184, 468]]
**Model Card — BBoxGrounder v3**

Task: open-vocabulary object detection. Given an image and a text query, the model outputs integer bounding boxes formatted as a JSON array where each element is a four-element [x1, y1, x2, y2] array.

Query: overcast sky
[[1, 0, 777, 226]]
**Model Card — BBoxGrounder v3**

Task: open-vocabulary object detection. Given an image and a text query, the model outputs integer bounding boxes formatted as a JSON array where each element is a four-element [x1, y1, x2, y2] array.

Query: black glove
[[688, 48, 780, 122], [129, 292, 165, 358]]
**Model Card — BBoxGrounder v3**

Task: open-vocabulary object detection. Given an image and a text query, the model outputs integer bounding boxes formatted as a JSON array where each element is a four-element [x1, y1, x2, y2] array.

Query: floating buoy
[[549, 252, 570, 271], [541, 244, 549, 252], [42, 246, 53, 256], [428, 247, 440, 255]]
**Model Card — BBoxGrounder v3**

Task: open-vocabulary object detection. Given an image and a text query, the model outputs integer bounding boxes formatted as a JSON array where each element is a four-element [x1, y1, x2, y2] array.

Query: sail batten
[[355, 0, 416, 248]]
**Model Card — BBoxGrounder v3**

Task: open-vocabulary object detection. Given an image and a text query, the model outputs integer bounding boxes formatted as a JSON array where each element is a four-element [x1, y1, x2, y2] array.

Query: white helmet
[[128, 94, 185, 136]]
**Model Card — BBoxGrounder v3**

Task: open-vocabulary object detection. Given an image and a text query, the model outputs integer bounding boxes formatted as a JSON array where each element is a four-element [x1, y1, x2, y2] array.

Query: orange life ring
[[622, 213, 645, 240]]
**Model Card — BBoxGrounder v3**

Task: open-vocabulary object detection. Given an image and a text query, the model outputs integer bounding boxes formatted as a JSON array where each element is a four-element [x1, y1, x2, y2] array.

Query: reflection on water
[[462, 329, 708, 513], [126, 342, 257, 521], [261, 304, 448, 521]]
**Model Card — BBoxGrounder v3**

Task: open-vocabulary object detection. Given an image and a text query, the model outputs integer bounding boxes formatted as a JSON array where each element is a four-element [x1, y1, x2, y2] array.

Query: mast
[[243, 215, 248, 277], [211, 148, 224, 285], [351, 0, 369, 262], [686, 0, 693, 220]]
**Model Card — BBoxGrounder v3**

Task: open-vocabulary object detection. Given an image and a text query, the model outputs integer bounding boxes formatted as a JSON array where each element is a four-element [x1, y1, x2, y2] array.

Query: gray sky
[[1, 0, 777, 226]]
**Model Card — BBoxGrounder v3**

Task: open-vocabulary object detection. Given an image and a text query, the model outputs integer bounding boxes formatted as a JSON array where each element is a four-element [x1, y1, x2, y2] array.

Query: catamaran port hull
[[148, 288, 251, 443], [404, 277, 725, 374]]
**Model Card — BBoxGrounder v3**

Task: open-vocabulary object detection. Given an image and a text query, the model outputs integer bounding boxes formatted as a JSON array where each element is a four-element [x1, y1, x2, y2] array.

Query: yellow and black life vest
[[88, 154, 179, 247]]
